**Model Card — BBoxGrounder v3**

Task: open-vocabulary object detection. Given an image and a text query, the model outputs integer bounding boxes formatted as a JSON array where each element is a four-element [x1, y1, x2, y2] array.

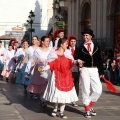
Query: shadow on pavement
[[0, 81, 83, 117]]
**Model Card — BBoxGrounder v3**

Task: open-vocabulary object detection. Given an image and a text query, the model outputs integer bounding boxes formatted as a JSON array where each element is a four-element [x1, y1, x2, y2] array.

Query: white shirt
[[54, 37, 60, 49], [84, 42, 94, 55], [49, 41, 53, 49], [0, 47, 6, 64], [69, 46, 79, 73]]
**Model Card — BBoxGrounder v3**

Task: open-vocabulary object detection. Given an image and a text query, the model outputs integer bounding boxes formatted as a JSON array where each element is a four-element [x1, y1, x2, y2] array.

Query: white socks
[[60, 104, 65, 114]]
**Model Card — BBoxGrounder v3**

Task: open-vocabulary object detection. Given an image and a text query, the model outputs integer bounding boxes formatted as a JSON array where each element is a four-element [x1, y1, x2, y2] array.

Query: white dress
[[0, 47, 6, 70], [26, 47, 51, 94], [1, 49, 15, 77], [14, 48, 27, 84], [43, 49, 78, 103], [4, 49, 15, 71], [22, 46, 38, 85]]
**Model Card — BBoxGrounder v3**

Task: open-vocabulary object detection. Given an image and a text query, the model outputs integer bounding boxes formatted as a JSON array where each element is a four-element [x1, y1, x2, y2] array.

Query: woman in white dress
[[14, 41, 29, 83], [1, 44, 15, 82], [19, 36, 39, 94], [27, 35, 51, 105], [43, 38, 78, 119], [0, 41, 6, 77]]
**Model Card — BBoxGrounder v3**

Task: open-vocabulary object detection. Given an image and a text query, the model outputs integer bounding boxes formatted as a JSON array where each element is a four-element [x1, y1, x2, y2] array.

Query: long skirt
[[43, 71, 78, 103]]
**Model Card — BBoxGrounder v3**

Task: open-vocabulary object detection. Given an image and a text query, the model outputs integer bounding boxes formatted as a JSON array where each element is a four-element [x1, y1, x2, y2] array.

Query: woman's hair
[[32, 35, 38, 40], [57, 38, 67, 48], [41, 36, 50, 42], [21, 40, 29, 45]]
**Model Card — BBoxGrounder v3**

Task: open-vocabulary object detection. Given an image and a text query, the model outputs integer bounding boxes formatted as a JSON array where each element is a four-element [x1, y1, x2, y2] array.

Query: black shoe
[[59, 113, 67, 119], [6, 78, 9, 82], [51, 109, 57, 117], [40, 102, 47, 108], [33, 94, 38, 100], [24, 90, 27, 94], [90, 108, 96, 116], [0, 75, 3, 78], [84, 112, 91, 118], [29, 92, 33, 96], [39, 99, 47, 107], [72, 102, 78, 107]]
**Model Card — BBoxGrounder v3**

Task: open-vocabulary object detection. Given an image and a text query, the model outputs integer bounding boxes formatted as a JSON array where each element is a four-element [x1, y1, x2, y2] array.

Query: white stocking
[[60, 103, 66, 114]]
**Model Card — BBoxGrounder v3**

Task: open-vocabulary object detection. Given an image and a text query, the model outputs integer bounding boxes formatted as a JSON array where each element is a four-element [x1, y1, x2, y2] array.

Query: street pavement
[[0, 79, 120, 120]]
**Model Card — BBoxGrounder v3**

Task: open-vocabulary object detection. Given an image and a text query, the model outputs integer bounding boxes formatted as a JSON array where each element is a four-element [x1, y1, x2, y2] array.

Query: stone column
[[91, 0, 97, 37], [71, 0, 76, 34], [75, 0, 79, 38], [68, 0, 72, 36]]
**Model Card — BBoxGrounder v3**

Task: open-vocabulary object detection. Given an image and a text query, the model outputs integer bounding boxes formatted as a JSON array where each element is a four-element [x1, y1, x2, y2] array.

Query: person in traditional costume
[[1, 44, 15, 82], [74, 28, 104, 118], [10, 38, 16, 48], [13, 40, 19, 52], [19, 36, 39, 94], [48, 34, 54, 48], [54, 29, 64, 48], [14, 40, 29, 84], [68, 35, 80, 107], [26, 35, 51, 106], [0, 41, 6, 78], [43, 38, 78, 119]]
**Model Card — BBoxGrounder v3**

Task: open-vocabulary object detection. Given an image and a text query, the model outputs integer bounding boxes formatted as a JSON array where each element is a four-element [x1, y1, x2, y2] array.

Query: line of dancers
[[0, 28, 104, 119]]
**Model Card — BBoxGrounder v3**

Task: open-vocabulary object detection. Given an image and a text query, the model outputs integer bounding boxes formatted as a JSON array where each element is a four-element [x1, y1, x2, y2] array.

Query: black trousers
[[72, 72, 80, 96]]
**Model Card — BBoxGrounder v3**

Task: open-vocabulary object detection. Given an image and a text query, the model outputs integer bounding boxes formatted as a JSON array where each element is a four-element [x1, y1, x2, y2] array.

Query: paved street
[[0, 79, 120, 120]]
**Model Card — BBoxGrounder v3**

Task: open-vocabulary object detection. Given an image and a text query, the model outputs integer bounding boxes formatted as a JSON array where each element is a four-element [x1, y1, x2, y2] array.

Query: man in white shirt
[[54, 29, 64, 48], [68, 35, 79, 107], [75, 28, 104, 118]]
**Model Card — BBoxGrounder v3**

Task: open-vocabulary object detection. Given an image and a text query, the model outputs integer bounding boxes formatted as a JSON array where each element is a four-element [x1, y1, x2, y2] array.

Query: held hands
[[78, 60, 84, 68], [25, 73, 31, 81], [100, 74, 104, 78], [25, 75, 29, 80]]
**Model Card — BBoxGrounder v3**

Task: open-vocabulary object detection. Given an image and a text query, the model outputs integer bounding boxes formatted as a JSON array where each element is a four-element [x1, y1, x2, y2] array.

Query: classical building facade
[[53, 0, 120, 50], [0, 0, 53, 44]]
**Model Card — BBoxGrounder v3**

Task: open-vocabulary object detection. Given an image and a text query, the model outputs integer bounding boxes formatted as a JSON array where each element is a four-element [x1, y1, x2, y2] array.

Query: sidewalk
[[0, 79, 120, 120], [0, 81, 24, 120]]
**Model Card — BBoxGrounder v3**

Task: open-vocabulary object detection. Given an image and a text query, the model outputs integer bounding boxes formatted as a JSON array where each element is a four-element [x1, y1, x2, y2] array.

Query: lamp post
[[26, 10, 35, 45], [53, 0, 59, 9], [59, 0, 65, 7], [53, 0, 65, 21]]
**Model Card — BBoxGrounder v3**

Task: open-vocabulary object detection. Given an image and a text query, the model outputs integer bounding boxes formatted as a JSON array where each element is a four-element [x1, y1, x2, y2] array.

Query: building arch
[[107, 0, 120, 52], [78, 0, 91, 38], [107, 0, 120, 35]]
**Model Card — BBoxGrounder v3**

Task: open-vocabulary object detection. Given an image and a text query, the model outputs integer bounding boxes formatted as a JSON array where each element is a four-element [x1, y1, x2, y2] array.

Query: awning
[[0, 35, 11, 40]]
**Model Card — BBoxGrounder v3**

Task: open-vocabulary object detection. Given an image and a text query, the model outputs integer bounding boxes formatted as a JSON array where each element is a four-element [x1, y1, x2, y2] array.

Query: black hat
[[81, 28, 95, 38]]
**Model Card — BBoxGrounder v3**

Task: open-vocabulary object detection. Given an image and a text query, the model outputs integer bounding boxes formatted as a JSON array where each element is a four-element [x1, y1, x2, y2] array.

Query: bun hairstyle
[[39, 35, 50, 46], [33, 35, 39, 40], [21, 40, 29, 45], [57, 38, 67, 48], [41, 35, 50, 42]]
